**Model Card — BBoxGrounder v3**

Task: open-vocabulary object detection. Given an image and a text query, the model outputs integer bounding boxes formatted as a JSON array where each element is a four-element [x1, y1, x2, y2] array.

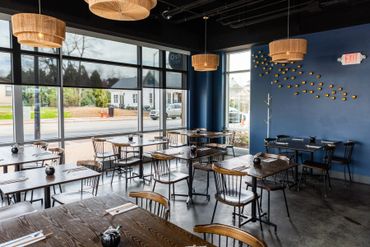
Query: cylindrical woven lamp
[[84, 0, 157, 21], [12, 13, 65, 48], [192, 54, 219, 72], [269, 38, 307, 63]]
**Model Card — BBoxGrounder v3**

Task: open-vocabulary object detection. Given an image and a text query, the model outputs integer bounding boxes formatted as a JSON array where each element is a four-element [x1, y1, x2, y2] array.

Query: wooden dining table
[[0, 194, 212, 247], [155, 146, 224, 205], [108, 136, 168, 179], [265, 138, 340, 185], [0, 146, 59, 173], [171, 129, 232, 145], [216, 154, 297, 228], [0, 164, 100, 208]]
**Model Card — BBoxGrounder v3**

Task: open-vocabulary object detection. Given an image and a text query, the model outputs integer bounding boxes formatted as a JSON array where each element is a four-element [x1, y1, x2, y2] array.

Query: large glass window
[[142, 47, 160, 67], [0, 20, 10, 48], [63, 88, 139, 137], [22, 86, 59, 141], [226, 50, 251, 148], [166, 89, 186, 129], [144, 88, 162, 131], [0, 84, 13, 143], [63, 33, 137, 64]]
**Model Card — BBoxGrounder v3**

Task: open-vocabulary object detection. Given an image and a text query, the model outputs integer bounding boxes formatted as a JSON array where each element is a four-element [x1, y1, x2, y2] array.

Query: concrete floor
[[9, 159, 370, 247]]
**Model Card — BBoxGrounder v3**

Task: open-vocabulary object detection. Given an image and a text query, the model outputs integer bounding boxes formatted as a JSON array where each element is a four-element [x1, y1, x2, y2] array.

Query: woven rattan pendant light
[[269, 0, 307, 63], [192, 17, 219, 72], [11, 0, 65, 48], [84, 0, 157, 21]]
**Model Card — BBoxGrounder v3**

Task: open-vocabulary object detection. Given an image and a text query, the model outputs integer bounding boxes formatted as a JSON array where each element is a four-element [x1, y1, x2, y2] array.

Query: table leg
[[186, 159, 193, 205], [3, 165, 8, 173], [295, 150, 299, 183], [44, 186, 51, 209], [139, 146, 144, 178], [15, 164, 20, 172], [251, 176, 257, 221]]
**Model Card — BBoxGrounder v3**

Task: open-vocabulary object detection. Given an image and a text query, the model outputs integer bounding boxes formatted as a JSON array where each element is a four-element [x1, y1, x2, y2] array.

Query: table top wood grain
[[0, 194, 212, 247], [155, 146, 223, 161], [0, 164, 100, 195], [0, 146, 59, 167], [216, 155, 297, 179], [108, 137, 168, 147], [170, 130, 232, 138], [265, 138, 340, 153]]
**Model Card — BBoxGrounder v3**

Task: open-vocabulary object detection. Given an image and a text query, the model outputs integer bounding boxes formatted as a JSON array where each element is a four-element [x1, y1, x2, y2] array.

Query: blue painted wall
[[250, 23, 370, 178], [188, 53, 225, 131]]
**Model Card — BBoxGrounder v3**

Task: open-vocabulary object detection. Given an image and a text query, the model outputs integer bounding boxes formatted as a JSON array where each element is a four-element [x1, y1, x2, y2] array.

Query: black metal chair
[[332, 141, 355, 183], [211, 163, 262, 229], [110, 143, 141, 190], [246, 153, 291, 232], [298, 145, 336, 197], [92, 137, 116, 181], [206, 130, 236, 157]]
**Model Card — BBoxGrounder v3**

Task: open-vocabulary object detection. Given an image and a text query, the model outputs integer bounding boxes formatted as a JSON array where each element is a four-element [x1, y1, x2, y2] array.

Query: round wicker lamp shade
[[84, 0, 157, 21], [11, 13, 66, 48], [192, 54, 219, 72], [269, 38, 307, 63]]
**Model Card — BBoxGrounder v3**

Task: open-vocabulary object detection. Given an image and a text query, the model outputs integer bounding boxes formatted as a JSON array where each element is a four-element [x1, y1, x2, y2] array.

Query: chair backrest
[[323, 145, 336, 167], [226, 130, 236, 145], [129, 191, 170, 220], [343, 141, 355, 163], [167, 132, 181, 146], [151, 153, 175, 181], [112, 143, 130, 160], [81, 175, 100, 196], [48, 147, 65, 164], [212, 163, 248, 205], [33, 140, 48, 150], [77, 160, 103, 172], [193, 223, 267, 247], [91, 137, 106, 155]]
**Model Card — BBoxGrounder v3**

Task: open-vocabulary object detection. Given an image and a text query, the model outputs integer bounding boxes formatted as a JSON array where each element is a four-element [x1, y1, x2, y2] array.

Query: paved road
[[0, 118, 184, 142]]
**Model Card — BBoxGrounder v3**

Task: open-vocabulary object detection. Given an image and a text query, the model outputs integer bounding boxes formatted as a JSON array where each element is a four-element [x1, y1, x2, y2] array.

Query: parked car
[[229, 107, 248, 123], [150, 103, 182, 120]]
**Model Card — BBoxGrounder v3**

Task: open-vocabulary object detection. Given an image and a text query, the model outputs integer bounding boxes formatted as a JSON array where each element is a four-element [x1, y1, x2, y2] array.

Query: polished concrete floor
[[9, 159, 370, 247]]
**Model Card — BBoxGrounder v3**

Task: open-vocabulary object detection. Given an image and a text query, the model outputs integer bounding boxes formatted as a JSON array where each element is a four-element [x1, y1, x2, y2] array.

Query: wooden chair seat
[[95, 151, 116, 159], [205, 143, 228, 150], [246, 180, 285, 191], [302, 160, 328, 170], [215, 190, 256, 207], [193, 162, 213, 171], [77, 160, 103, 171], [52, 191, 95, 205], [0, 202, 36, 222], [155, 171, 189, 184], [114, 157, 141, 167]]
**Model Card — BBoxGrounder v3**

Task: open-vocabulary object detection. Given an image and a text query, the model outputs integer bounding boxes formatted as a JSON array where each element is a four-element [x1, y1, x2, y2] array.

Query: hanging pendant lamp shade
[[192, 54, 219, 71], [191, 16, 219, 72], [269, 38, 307, 63], [84, 0, 157, 21], [11, 13, 65, 48]]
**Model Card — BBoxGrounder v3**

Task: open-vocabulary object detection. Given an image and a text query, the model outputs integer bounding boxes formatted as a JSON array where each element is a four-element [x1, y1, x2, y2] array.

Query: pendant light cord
[[204, 16, 208, 54], [287, 0, 290, 39], [38, 0, 42, 14]]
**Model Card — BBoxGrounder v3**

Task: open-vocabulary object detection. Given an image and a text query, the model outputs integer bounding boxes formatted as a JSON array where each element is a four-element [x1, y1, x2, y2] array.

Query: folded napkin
[[292, 138, 304, 141], [263, 158, 277, 163], [0, 231, 47, 247], [305, 144, 321, 149], [275, 142, 289, 145], [0, 176, 28, 185], [321, 140, 335, 144], [105, 202, 138, 216]]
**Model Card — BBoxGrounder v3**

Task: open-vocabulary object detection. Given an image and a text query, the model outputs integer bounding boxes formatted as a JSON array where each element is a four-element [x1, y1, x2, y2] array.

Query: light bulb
[[38, 32, 44, 39]]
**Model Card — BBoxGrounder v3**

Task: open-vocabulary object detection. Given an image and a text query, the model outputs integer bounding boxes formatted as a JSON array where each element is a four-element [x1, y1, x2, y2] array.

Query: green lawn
[[0, 106, 71, 120]]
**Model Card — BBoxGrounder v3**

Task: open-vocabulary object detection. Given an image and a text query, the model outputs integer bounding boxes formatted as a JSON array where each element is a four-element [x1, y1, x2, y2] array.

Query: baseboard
[[330, 170, 370, 185]]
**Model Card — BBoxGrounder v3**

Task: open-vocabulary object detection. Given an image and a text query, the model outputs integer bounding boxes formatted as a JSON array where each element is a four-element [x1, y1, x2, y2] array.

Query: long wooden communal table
[[155, 146, 224, 205], [0, 146, 59, 173], [216, 155, 297, 229], [0, 164, 100, 208], [0, 194, 213, 247]]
